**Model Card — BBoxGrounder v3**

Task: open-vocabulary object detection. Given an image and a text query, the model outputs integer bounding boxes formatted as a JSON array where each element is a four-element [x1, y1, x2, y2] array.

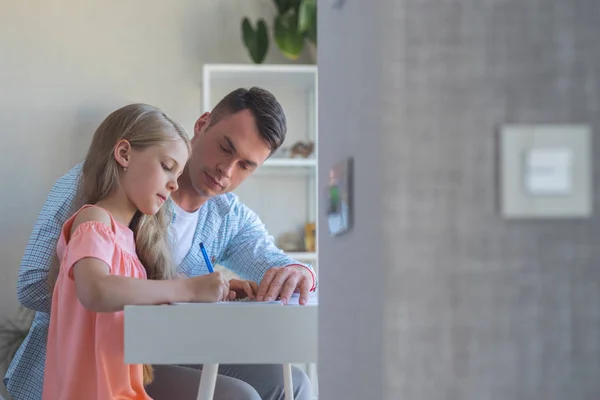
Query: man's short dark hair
[[209, 87, 287, 155]]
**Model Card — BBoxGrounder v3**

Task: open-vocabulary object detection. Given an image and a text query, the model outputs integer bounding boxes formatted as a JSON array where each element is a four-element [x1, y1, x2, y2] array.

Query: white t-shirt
[[170, 201, 200, 265]]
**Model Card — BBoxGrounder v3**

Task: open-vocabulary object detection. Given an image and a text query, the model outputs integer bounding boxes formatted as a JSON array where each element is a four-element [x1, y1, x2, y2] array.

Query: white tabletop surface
[[124, 293, 318, 365]]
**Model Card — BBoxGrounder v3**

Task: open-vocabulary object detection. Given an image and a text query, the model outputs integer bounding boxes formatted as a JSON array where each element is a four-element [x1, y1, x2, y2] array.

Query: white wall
[[0, 0, 309, 319]]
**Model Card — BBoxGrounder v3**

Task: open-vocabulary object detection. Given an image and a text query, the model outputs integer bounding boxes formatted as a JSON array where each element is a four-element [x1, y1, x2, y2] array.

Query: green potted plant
[[1, 307, 33, 399], [242, 0, 317, 64]]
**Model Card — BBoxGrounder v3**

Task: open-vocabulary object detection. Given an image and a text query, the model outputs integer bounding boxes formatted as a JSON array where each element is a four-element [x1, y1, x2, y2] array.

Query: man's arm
[[16, 165, 81, 312], [219, 198, 316, 303]]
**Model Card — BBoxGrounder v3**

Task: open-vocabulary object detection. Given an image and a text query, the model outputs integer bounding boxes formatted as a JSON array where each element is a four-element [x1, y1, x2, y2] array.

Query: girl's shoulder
[[71, 205, 113, 231], [62, 204, 117, 241], [56, 205, 121, 262]]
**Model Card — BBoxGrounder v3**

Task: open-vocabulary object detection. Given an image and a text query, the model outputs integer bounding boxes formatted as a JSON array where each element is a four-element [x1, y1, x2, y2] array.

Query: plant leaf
[[290, 0, 303, 11], [242, 17, 268, 64], [298, 0, 317, 44], [242, 17, 257, 62], [0, 314, 32, 369], [274, 12, 305, 60], [256, 20, 269, 63], [273, 0, 294, 14]]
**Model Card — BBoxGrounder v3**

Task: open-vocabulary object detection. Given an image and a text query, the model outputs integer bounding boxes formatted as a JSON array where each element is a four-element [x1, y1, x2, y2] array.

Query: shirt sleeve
[[218, 198, 317, 289], [17, 164, 81, 313], [62, 221, 116, 279]]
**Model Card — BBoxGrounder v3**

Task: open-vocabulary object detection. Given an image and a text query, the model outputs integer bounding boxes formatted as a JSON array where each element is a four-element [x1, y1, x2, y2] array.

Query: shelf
[[263, 159, 317, 168], [203, 64, 317, 89], [285, 252, 317, 261]]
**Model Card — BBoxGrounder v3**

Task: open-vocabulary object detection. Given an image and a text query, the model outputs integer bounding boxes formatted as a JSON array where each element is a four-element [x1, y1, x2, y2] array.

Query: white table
[[124, 299, 317, 400]]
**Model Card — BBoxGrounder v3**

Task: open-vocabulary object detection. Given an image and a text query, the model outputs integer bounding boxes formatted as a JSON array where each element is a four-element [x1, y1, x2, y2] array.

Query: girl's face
[[117, 138, 189, 215]]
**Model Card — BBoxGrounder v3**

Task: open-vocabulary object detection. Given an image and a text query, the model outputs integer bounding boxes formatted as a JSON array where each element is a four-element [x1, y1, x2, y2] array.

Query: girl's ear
[[114, 139, 131, 169]]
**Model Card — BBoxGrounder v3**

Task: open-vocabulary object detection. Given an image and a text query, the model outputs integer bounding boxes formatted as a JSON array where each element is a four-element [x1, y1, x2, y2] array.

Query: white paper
[[285, 292, 318, 306], [172, 292, 318, 306]]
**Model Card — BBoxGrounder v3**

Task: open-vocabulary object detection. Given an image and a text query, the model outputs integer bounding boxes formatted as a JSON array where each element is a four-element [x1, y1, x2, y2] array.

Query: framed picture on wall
[[327, 157, 353, 236]]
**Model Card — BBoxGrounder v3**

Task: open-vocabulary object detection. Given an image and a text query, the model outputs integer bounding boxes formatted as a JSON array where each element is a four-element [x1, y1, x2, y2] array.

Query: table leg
[[307, 363, 318, 396], [283, 363, 294, 400], [197, 363, 219, 400]]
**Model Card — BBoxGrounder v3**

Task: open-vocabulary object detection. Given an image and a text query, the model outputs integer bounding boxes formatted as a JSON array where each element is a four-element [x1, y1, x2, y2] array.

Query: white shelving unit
[[286, 252, 318, 262], [203, 63, 319, 400], [263, 158, 317, 168], [202, 64, 319, 271]]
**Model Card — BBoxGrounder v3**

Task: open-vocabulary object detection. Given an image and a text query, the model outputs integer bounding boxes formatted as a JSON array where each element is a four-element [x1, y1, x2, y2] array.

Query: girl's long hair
[[49, 103, 191, 385]]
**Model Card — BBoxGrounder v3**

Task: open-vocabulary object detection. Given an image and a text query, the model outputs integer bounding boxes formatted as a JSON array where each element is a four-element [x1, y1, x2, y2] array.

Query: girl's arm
[[73, 255, 232, 312], [69, 207, 230, 312], [73, 260, 189, 312]]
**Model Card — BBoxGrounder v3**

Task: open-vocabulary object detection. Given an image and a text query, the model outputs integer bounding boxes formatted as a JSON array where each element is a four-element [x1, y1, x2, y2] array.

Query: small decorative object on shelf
[[277, 231, 304, 252], [290, 141, 314, 158], [304, 222, 316, 253]]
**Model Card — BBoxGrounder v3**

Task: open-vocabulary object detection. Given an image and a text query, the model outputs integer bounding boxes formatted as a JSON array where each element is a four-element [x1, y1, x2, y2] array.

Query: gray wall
[[319, 1, 600, 399], [318, 2, 385, 400]]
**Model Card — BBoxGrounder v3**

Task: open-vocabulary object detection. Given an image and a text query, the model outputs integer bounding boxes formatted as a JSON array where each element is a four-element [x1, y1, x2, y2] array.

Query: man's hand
[[256, 266, 313, 305], [228, 279, 259, 300]]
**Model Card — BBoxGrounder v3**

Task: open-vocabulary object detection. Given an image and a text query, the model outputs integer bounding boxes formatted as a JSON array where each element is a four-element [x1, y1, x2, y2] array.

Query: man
[[5, 87, 316, 400]]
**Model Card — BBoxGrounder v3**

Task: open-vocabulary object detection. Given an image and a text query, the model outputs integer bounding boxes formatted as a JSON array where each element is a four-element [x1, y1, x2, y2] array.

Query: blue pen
[[200, 242, 214, 273]]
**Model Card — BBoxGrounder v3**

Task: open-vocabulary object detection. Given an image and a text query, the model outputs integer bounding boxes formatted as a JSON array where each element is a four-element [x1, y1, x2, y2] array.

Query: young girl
[[42, 104, 232, 400]]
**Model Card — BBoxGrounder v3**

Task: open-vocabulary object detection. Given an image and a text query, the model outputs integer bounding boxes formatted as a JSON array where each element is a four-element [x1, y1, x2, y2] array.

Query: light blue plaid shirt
[[4, 163, 315, 400]]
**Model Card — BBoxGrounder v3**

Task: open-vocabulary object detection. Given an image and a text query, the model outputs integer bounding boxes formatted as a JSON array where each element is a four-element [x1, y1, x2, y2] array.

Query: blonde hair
[[77, 103, 190, 279], [49, 103, 191, 385]]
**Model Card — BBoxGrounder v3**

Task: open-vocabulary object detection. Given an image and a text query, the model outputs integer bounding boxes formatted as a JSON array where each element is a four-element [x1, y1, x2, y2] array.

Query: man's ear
[[193, 112, 211, 141], [114, 139, 131, 168]]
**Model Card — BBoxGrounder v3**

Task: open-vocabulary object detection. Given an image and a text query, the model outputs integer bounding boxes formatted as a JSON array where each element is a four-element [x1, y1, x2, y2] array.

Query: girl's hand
[[183, 272, 232, 302], [228, 279, 259, 300]]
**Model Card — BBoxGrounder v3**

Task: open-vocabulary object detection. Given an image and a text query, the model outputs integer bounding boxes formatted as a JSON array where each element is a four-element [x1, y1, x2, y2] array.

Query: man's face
[[186, 109, 272, 198]]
